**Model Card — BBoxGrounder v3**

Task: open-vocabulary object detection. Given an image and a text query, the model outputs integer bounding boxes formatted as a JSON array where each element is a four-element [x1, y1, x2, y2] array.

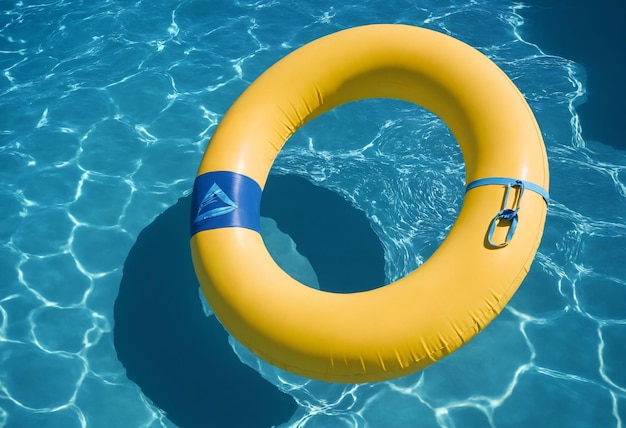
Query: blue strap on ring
[[465, 177, 549, 248], [190, 171, 262, 236]]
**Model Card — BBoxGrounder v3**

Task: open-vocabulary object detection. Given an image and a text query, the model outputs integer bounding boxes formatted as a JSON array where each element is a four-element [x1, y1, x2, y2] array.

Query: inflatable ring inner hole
[[259, 98, 465, 293]]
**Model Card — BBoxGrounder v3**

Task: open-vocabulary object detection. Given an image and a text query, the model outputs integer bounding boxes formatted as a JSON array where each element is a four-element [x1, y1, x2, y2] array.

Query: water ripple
[[1, 0, 624, 427]]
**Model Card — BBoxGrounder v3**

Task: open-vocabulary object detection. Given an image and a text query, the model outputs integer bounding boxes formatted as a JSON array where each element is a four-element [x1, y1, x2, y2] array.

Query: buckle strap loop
[[465, 177, 549, 248]]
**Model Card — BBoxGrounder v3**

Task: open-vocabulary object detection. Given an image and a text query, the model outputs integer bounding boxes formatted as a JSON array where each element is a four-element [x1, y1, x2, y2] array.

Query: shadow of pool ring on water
[[261, 174, 386, 293], [114, 173, 386, 427], [114, 196, 295, 428]]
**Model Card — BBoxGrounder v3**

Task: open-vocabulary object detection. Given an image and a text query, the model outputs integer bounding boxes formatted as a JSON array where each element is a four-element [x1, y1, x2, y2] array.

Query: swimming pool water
[[1, 1, 625, 427]]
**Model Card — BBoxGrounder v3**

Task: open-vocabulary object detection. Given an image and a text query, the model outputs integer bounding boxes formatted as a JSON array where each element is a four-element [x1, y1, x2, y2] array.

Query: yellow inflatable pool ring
[[190, 24, 549, 383]]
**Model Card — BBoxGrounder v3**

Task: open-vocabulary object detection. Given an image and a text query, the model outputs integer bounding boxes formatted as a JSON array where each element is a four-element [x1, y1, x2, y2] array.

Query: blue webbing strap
[[465, 177, 549, 248], [190, 171, 262, 236]]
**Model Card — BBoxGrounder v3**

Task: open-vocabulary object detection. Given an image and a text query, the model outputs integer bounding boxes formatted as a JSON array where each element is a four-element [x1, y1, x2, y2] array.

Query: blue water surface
[[1, 1, 625, 427]]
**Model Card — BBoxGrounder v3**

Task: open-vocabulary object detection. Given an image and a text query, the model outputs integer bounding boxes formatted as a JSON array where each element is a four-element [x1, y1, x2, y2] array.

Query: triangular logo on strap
[[194, 182, 238, 225]]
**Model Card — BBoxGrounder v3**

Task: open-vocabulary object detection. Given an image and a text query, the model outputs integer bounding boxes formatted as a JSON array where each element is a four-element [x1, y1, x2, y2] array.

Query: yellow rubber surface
[[190, 24, 549, 383]]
